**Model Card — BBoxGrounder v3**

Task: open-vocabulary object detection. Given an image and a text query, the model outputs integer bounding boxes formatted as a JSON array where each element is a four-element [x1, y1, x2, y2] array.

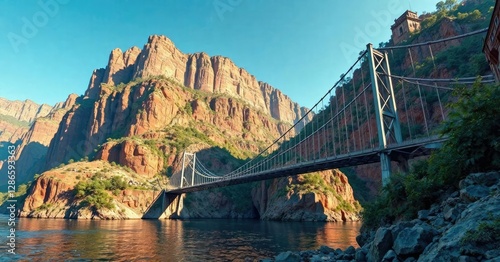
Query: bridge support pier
[[367, 43, 403, 186], [380, 153, 392, 185], [142, 190, 183, 219]]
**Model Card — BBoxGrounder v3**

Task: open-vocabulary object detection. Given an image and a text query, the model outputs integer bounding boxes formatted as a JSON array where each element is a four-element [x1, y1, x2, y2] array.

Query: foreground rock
[[268, 171, 500, 261]]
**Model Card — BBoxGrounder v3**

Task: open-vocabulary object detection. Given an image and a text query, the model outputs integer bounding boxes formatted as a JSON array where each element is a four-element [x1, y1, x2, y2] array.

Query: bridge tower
[[366, 43, 403, 185], [180, 152, 196, 188]]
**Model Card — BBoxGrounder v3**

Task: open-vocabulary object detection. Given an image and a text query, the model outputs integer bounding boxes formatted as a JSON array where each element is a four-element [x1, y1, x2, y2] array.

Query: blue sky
[[1, 0, 441, 108]]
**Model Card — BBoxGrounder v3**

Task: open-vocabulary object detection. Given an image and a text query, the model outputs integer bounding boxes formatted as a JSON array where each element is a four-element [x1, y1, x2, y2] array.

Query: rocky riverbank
[[266, 171, 500, 262]]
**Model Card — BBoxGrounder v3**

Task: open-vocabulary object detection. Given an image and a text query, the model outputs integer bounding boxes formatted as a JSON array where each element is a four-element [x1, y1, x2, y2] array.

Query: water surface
[[0, 215, 360, 261]]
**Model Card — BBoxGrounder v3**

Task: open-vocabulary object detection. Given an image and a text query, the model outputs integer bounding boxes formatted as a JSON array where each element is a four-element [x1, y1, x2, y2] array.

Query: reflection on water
[[0, 215, 360, 261]]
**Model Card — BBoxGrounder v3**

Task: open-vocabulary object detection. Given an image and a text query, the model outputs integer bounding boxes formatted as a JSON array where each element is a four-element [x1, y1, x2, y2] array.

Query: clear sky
[[0, 0, 442, 108]]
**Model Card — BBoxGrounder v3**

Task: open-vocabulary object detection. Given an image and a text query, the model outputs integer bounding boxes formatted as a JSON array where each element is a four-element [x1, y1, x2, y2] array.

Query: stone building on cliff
[[391, 10, 422, 44], [483, 0, 500, 82]]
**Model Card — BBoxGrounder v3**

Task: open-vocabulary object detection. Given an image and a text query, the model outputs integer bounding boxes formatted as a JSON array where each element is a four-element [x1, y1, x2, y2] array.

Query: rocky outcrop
[[252, 170, 360, 222], [20, 161, 164, 219], [97, 139, 167, 178]]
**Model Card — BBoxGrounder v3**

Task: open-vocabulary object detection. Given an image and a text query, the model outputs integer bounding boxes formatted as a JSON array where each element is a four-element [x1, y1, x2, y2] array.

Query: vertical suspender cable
[[335, 90, 342, 154], [435, 83, 445, 121], [342, 84, 349, 152], [329, 90, 336, 157], [322, 98, 327, 158], [429, 45, 436, 70], [401, 81, 413, 140], [353, 75, 363, 150]]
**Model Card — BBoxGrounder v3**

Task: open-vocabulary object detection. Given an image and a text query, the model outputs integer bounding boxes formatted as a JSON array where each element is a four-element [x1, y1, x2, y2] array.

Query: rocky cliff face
[[85, 35, 309, 127], [0, 98, 53, 144], [0, 98, 53, 123], [45, 78, 292, 171], [0, 97, 60, 185], [4, 94, 78, 185]]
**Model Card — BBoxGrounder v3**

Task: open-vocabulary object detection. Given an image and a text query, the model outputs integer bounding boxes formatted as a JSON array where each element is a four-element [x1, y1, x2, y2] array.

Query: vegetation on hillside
[[74, 173, 129, 211], [388, 0, 493, 79], [361, 80, 500, 229], [0, 183, 30, 206], [0, 114, 30, 128], [286, 172, 362, 212]]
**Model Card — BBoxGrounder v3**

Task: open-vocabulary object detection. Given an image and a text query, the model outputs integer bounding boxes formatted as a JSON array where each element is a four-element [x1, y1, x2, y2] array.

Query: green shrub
[[461, 218, 500, 244], [74, 175, 128, 210], [429, 81, 500, 185], [37, 203, 53, 211]]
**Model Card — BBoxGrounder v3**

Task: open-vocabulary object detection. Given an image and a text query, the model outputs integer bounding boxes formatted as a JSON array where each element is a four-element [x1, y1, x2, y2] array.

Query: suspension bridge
[[143, 28, 494, 218]]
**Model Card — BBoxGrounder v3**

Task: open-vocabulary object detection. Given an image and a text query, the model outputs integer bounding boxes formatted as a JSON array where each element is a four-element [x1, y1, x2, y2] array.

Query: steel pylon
[[366, 44, 403, 185], [180, 152, 196, 188]]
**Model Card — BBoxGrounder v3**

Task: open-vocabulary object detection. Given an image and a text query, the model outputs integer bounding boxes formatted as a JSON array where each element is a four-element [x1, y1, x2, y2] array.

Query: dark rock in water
[[345, 245, 356, 255], [318, 245, 335, 254], [275, 251, 301, 262]]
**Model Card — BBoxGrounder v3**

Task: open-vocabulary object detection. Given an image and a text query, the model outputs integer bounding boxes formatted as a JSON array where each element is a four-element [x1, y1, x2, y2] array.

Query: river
[[0, 215, 360, 261]]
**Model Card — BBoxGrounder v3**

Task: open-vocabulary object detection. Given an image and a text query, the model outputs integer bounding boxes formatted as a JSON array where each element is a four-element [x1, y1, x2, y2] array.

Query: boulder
[[460, 185, 490, 202], [368, 227, 394, 262], [382, 249, 399, 262], [355, 247, 367, 262], [345, 246, 356, 255], [469, 172, 500, 187], [418, 210, 430, 221], [393, 224, 436, 257]]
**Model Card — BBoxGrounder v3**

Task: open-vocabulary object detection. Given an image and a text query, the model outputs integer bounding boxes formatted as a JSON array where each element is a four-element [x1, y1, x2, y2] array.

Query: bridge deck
[[166, 137, 446, 194]]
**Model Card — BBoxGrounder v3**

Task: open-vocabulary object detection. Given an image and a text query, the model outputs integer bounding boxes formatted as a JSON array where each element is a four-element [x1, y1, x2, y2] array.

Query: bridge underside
[[166, 137, 446, 194]]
